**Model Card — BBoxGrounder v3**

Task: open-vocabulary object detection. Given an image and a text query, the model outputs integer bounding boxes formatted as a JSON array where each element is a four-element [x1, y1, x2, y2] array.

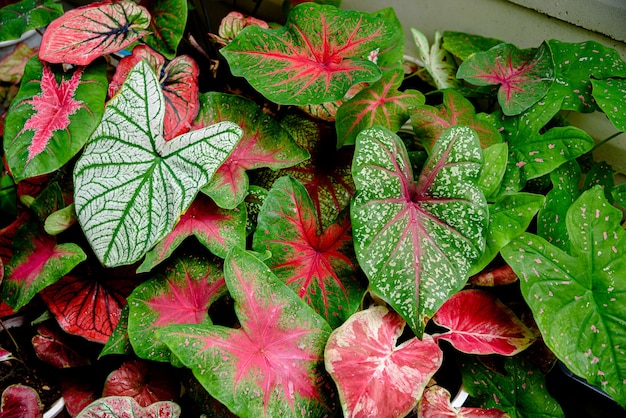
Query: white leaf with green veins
[[74, 60, 242, 267]]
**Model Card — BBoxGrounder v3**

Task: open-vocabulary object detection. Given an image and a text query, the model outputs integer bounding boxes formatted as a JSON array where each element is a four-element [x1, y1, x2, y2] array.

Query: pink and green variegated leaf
[[0, 384, 42, 418], [410, 88, 502, 152], [137, 194, 246, 273], [457, 43, 554, 116], [252, 176, 365, 328], [442, 31, 503, 61], [336, 69, 424, 148], [38, 0, 151, 65], [76, 396, 181, 418], [0, 0, 63, 42], [432, 289, 535, 356], [351, 126, 487, 337], [502, 186, 626, 407], [128, 254, 226, 362], [220, 3, 402, 105], [0, 42, 38, 84], [109, 45, 200, 141], [592, 77, 626, 131], [32, 323, 91, 368], [40, 271, 135, 343], [100, 303, 132, 358], [194, 92, 309, 209], [325, 306, 443, 418], [140, 0, 187, 60], [158, 247, 333, 418], [3, 57, 107, 182], [418, 385, 509, 418]]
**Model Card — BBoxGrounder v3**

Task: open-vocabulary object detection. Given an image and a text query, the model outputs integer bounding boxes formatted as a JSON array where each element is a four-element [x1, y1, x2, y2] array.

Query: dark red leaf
[[469, 264, 518, 286], [31, 323, 91, 368], [61, 374, 100, 418], [0, 385, 42, 418]]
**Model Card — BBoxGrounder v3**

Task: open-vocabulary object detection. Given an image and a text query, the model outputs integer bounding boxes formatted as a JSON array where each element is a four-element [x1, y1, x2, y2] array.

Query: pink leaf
[[75, 396, 180, 418], [432, 289, 535, 355], [325, 306, 443, 418], [0, 385, 42, 418], [418, 385, 509, 417], [31, 323, 91, 368]]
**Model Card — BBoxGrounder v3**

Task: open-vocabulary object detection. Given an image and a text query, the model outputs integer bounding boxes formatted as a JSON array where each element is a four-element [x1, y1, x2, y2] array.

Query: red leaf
[[469, 264, 518, 286], [432, 289, 535, 355], [39, 0, 151, 65], [325, 306, 443, 418], [102, 360, 180, 407], [0, 385, 42, 418], [0, 212, 27, 265], [31, 323, 91, 368], [61, 374, 100, 418], [40, 272, 134, 343], [418, 385, 509, 417]]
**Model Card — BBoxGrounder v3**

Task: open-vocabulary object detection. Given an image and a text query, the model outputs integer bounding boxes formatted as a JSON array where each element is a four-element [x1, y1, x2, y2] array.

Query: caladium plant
[[1, 0, 626, 416]]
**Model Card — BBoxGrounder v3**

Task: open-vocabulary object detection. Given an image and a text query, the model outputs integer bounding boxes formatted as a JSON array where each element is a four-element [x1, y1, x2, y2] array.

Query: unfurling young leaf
[[73, 60, 242, 267], [325, 306, 443, 418], [351, 125, 487, 337]]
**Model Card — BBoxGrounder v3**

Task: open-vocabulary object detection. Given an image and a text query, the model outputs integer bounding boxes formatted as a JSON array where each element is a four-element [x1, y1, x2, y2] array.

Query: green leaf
[[100, 303, 132, 358], [442, 31, 503, 61], [478, 143, 508, 200], [73, 60, 242, 267], [502, 186, 626, 407], [411, 28, 460, 90], [592, 78, 626, 131], [351, 126, 487, 336], [142, 0, 187, 59], [0, 0, 63, 42]]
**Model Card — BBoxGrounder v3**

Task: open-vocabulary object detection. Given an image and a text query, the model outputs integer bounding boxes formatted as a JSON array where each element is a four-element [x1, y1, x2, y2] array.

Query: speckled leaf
[[592, 78, 626, 131], [336, 69, 424, 148], [411, 28, 460, 90], [194, 92, 309, 209], [478, 143, 508, 200], [460, 355, 564, 417], [325, 306, 443, 418], [612, 183, 626, 209], [442, 31, 503, 61], [432, 289, 535, 355], [0, 384, 42, 418], [470, 192, 545, 275], [502, 186, 626, 407], [547, 40, 626, 113], [141, 0, 187, 59], [158, 247, 333, 418], [253, 176, 365, 328], [38, 0, 150, 65], [0, 0, 63, 42], [220, 3, 402, 105], [410, 88, 502, 152], [73, 60, 242, 267], [351, 125, 487, 337], [3, 57, 107, 182], [418, 385, 509, 418], [457, 43, 553, 116], [128, 254, 226, 362], [76, 396, 181, 418]]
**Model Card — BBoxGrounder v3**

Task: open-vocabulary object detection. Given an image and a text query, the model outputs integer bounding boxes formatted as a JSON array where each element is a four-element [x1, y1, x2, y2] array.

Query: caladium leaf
[[100, 303, 132, 358], [411, 28, 460, 90], [432, 289, 535, 356], [38, 0, 151, 65], [0, 384, 42, 418], [103, 360, 180, 406], [0, 345, 14, 362], [158, 247, 333, 418], [108, 45, 200, 141], [336, 69, 425, 148], [502, 186, 626, 407], [194, 92, 309, 209], [478, 143, 508, 200], [418, 385, 509, 418], [460, 355, 563, 416], [252, 176, 365, 328], [442, 31, 502, 61], [220, 3, 402, 105], [73, 60, 242, 267], [0, 41, 38, 84], [61, 374, 100, 417], [141, 0, 187, 59], [325, 306, 443, 418], [32, 323, 91, 367], [76, 396, 181, 418], [40, 272, 134, 343], [128, 254, 226, 362], [351, 125, 487, 336], [137, 194, 246, 273], [0, 0, 63, 42], [410, 88, 502, 152], [457, 43, 554, 116], [3, 57, 107, 182], [592, 78, 626, 131]]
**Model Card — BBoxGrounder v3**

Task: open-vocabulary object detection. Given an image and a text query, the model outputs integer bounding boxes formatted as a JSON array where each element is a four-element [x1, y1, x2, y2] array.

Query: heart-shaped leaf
[[38, 0, 151, 65], [442, 31, 502, 61], [0, 384, 42, 418], [76, 396, 181, 418], [32, 323, 91, 367], [502, 186, 626, 407], [128, 254, 226, 362], [432, 289, 535, 355], [351, 125, 487, 336], [457, 42, 554, 116], [158, 247, 333, 418], [336, 69, 425, 148], [73, 60, 242, 267], [592, 77, 626, 131], [141, 0, 187, 59], [418, 385, 509, 418], [3, 57, 107, 182], [412, 28, 460, 90], [252, 176, 366, 328], [325, 306, 443, 418], [194, 92, 309, 209], [0, 0, 63, 42], [221, 3, 402, 105], [102, 360, 180, 406]]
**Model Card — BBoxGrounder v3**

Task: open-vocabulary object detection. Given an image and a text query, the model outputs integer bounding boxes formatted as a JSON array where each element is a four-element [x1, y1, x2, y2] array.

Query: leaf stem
[[592, 131, 624, 152]]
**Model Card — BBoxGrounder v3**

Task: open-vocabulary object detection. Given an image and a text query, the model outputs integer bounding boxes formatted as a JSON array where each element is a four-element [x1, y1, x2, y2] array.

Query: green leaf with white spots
[[470, 192, 544, 276], [592, 78, 626, 131], [612, 183, 626, 210], [502, 186, 626, 408], [478, 143, 508, 201], [351, 125, 488, 337], [442, 31, 503, 61], [73, 60, 242, 267]]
